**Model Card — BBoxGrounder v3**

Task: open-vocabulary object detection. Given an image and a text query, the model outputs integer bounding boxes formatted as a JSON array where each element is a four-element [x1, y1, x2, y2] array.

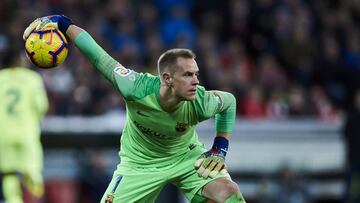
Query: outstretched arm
[[23, 15, 153, 100], [66, 25, 120, 82]]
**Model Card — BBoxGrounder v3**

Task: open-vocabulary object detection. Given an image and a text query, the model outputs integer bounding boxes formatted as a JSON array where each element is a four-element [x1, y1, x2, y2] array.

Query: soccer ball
[[25, 27, 68, 69]]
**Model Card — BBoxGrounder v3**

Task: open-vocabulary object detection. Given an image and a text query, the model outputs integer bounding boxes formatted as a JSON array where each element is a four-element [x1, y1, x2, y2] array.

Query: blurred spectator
[[45, 179, 79, 203], [256, 178, 277, 203], [241, 85, 266, 119], [287, 84, 308, 116], [219, 39, 253, 94], [229, 0, 250, 38], [309, 85, 339, 123], [344, 89, 360, 203], [266, 89, 289, 120], [257, 53, 288, 91], [154, 0, 193, 17], [343, 29, 360, 72], [0, 0, 359, 119], [78, 151, 111, 203], [275, 165, 309, 203], [160, 3, 197, 49], [313, 33, 345, 108]]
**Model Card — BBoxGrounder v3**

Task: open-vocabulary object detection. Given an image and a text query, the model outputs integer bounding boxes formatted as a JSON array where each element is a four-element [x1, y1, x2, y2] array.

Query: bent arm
[[214, 92, 236, 140], [210, 92, 236, 158], [65, 25, 120, 82]]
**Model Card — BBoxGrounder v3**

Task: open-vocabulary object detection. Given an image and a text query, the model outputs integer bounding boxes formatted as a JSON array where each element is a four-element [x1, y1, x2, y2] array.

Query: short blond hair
[[157, 48, 195, 75]]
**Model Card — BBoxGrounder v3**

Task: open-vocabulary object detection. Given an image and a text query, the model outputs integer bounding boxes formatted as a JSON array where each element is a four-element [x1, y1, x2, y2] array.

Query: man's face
[[171, 57, 200, 101]]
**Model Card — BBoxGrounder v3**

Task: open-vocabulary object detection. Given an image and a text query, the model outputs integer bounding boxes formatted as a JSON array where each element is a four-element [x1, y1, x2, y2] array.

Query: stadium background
[[1, 0, 360, 202]]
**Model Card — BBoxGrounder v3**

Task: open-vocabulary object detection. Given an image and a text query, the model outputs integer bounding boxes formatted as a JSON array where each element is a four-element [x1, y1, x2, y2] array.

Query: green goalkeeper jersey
[[74, 31, 236, 168], [0, 67, 48, 143], [111, 67, 234, 168]]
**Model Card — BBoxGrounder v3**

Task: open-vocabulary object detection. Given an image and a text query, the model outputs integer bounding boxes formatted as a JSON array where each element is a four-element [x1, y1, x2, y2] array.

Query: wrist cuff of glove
[[58, 15, 73, 34], [211, 137, 229, 156]]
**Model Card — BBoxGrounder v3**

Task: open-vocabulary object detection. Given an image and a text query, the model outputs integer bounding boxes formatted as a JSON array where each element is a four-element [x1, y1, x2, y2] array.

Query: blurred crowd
[[1, 0, 360, 120]]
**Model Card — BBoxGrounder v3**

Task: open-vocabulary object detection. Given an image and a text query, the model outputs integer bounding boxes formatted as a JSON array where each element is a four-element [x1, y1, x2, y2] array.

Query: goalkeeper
[[23, 15, 246, 203]]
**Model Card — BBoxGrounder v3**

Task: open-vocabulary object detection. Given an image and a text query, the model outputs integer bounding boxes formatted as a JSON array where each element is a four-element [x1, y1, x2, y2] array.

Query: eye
[[183, 71, 199, 77], [183, 72, 192, 77]]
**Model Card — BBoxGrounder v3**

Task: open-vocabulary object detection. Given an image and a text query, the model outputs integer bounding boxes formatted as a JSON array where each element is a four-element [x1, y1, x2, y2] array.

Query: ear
[[162, 72, 173, 87]]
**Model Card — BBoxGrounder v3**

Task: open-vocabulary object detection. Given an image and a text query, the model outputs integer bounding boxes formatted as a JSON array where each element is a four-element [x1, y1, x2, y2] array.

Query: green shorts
[[100, 144, 230, 203], [0, 141, 42, 173]]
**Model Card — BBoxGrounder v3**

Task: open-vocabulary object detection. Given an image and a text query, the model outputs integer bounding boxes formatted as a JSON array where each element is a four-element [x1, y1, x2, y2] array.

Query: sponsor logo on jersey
[[133, 120, 175, 140], [175, 122, 188, 132], [114, 66, 132, 76]]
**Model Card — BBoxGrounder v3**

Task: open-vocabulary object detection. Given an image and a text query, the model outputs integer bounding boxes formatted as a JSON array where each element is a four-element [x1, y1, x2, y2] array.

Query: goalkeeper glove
[[23, 15, 73, 40], [194, 136, 229, 179]]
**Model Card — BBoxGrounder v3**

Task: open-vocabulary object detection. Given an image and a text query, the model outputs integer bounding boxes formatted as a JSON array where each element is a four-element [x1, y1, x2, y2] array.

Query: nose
[[193, 75, 199, 85]]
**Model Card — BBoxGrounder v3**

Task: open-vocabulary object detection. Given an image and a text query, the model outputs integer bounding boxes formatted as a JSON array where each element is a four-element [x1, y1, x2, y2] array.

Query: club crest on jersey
[[175, 122, 188, 132], [114, 66, 132, 77], [105, 194, 114, 203]]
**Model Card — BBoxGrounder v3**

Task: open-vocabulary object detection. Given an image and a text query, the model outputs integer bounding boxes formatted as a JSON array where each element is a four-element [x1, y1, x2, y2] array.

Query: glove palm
[[23, 16, 58, 40], [194, 148, 228, 179]]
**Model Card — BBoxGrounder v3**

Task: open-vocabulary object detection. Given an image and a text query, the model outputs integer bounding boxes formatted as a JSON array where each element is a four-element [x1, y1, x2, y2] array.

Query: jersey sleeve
[[195, 87, 236, 133], [112, 67, 160, 101], [214, 91, 236, 133], [74, 31, 160, 101], [74, 31, 120, 83]]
